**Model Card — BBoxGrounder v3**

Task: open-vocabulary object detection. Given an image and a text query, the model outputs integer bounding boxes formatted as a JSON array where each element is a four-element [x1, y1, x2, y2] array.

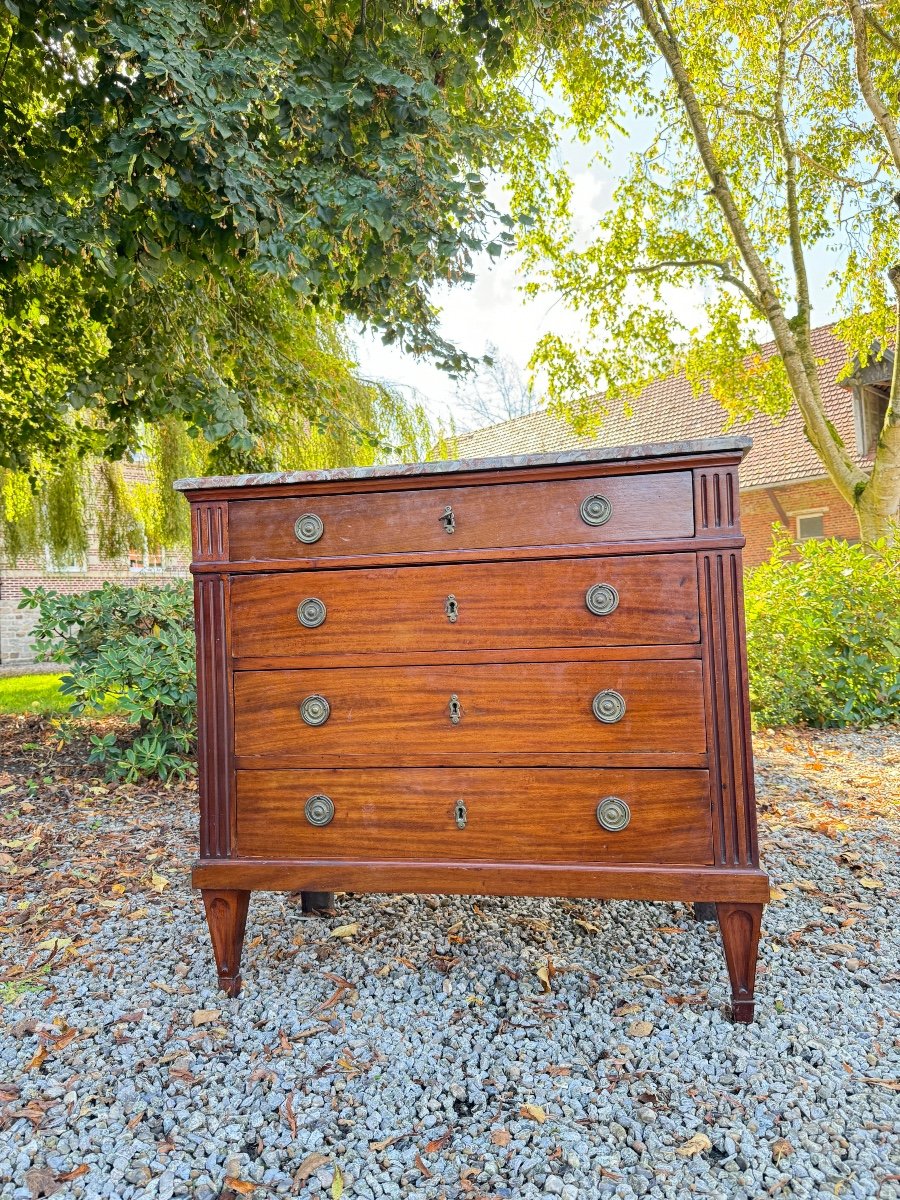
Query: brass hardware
[[297, 597, 327, 628], [300, 694, 330, 726], [294, 513, 324, 544], [596, 796, 631, 832], [445, 594, 459, 623], [439, 505, 456, 534], [305, 793, 335, 827], [580, 494, 612, 527], [585, 583, 619, 616], [454, 800, 468, 829], [448, 693, 462, 724], [592, 689, 626, 723]]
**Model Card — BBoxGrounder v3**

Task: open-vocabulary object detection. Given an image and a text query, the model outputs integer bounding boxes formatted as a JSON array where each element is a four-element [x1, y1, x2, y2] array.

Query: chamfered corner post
[[716, 901, 763, 1024], [201, 889, 251, 997]]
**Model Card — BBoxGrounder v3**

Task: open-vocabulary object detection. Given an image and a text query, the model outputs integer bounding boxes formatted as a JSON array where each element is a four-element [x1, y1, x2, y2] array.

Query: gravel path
[[1, 718, 898, 1200]]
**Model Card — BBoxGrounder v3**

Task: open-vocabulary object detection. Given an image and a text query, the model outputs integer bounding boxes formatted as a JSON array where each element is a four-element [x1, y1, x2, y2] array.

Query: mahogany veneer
[[177, 437, 768, 1020]]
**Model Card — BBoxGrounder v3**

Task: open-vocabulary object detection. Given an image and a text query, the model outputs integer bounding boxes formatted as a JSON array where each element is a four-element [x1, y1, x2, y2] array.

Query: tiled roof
[[453, 324, 873, 490]]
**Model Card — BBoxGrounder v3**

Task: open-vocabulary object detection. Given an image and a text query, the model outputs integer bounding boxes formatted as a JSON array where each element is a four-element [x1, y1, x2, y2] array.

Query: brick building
[[453, 323, 893, 567], [0, 466, 189, 667]]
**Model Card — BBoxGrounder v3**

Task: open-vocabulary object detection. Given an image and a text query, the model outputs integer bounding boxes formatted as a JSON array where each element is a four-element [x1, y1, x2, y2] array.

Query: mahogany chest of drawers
[[176, 437, 769, 1021]]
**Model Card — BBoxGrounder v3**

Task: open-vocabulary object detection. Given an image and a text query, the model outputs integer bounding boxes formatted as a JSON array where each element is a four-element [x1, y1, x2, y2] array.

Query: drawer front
[[233, 660, 705, 763], [226, 471, 694, 561], [235, 768, 713, 865], [231, 554, 700, 659]]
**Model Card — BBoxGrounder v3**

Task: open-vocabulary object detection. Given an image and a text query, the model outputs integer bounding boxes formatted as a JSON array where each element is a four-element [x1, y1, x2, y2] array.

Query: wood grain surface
[[234, 767, 713, 865], [227, 471, 694, 561], [231, 554, 700, 658]]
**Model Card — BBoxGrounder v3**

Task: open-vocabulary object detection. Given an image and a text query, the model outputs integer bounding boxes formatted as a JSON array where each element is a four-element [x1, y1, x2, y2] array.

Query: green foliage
[[745, 535, 900, 728], [19, 582, 196, 780], [0, 673, 68, 715]]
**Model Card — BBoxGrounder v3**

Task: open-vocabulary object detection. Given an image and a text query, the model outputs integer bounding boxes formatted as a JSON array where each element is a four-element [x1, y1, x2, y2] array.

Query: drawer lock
[[297, 597, 327, 628], [294, 513, 324, 544], [592, 689, 626, 723], [445, 594, 459, 623], [305, 794, 335, 827], [439, 505, 456, 534], [596, 796, 631, 832], [300, 694, 331, 726], [454, 800, 468, 829], [580, 494, 612, 526], [448, 693, 462, 724], [585, 583, 619, 616]]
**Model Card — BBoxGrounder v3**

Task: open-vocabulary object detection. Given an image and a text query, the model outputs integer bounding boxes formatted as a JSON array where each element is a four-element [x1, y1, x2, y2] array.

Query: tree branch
[[633, 0, 867, 505], [629, 257, 764, 312], [846, 0, 900, 172]]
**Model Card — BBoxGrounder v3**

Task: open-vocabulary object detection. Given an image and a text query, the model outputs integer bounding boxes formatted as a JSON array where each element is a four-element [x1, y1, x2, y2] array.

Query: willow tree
[[508, 0, 900, 540]]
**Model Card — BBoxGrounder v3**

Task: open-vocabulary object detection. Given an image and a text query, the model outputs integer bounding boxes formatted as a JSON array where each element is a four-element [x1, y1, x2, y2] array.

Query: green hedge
[[745, 534, 900, 727], [19, 581, 196, 780]]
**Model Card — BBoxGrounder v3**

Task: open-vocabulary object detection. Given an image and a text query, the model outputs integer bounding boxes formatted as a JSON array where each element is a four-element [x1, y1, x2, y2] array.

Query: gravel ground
[[1, 717, 898, 1200]]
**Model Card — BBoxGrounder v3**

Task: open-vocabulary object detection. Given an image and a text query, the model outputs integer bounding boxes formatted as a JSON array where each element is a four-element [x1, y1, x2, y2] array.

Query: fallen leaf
[[627, 1021, 654, 1038], [150, 872, 170, 892], [191, 1009, 221, 1027], [56, 1165, 89, 1182], [772, 1137, 794, 1162], [369, 1133, 409, 1152], [26, 1044, 47, 1071], [330, 923, 359, 939], [769, 887, 787, 902], [284, 1092, 297, 1137], [536, 964, 552, 993], [223, 1180, 256, 1196], [520, 1103, 546, 1123], [23, 1166, 60, 1198], [677, 1133, 712, 1157], [613, 1002, 642, 1016], [36, 936, 72, 952], [295, 1153, 329, 1183], [858, 877, 884, 890], [425, 1129, 453, 1153], [414, 1153, 433, 1179], [490, 1128, 512, 1146], [331, 1164, 343, 1199], [574, 918, 600, 933]]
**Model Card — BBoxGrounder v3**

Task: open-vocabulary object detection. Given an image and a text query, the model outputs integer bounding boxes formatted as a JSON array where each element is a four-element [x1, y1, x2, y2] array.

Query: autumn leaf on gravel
[[613, 1002, 642, 1016], [858, 877, 883, 890], [535, 959, 555, 993], [26, 1044, 47, 1071], [414, 1153, 433, 1179], [223, 1180, 256, 1196], [424, 1129, 453, 1153], [23, 1166, 60, 1198], [330, 923, 359, 939], [574, 918, 600, 933], [677, 1133, 712, 1157], [490, 1128, 512, 1146], [283, 1092, 297, 1137], [520, 1104, 547, 1123], [294, 1153, 329, 1183], [769, 887, 787, 902], [191, 1009, 221, 1027], [331, 1164, 343, 1199], [627, 1021, 653, 1038], [772, 1137, 794, 1162], [150, 872, 170, 892]]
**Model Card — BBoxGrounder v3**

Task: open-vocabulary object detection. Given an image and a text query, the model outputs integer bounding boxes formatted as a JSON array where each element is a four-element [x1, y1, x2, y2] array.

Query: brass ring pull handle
[[454, 800, 467, 829], [585, 583, 619, 616], [305, 794, 335, 827], [300, 694, 330, 726], [445, 594, 459, 623], [596, 796, 630, 831], [448, 693, 462, 724], [439, 505, 456, 534], [580, 494, 612, 526], [294, 513, 324, 544], [297, 597, 327, 628], [592, 689, 626, 723]]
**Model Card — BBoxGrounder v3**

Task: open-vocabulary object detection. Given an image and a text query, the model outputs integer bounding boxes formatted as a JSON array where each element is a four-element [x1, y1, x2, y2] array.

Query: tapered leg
[[716, 902, 763, 1023], [201, 889, 250, 997], [301, 891, 334, 914], [692, 902, 717, 922]]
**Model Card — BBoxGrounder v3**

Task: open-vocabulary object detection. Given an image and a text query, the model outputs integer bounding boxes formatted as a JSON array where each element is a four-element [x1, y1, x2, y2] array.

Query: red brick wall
[[740, 477, 860, 569]]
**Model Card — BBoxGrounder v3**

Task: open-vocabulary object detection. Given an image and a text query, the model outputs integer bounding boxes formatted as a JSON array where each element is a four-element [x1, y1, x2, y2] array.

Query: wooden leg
[[692, 901, 717, 923], [201, 889, 250, 997], [301, 891, 334, 914], [716, 902, 763, 1024]]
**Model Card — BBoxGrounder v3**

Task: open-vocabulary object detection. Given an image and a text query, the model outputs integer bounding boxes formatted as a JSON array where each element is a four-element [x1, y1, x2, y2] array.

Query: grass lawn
[[0, 672, 72, 715]]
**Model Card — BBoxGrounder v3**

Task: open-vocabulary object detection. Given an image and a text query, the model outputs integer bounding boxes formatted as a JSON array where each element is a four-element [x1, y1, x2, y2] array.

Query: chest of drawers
[[176, 436, 769, 1021]]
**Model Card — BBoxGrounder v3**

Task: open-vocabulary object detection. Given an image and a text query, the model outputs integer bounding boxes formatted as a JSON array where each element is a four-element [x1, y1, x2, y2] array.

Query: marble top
[[173, 435, 751, 492]]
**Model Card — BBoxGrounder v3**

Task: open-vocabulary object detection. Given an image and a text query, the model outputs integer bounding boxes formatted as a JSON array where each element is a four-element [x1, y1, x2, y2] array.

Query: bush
[[745, 534, 900, 728], [20, 581, 196, 780]]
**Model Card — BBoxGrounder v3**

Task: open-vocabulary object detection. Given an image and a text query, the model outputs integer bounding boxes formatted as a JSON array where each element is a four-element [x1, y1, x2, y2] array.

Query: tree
[[506, 0, 900, 540], [455, 342, 538, 426]]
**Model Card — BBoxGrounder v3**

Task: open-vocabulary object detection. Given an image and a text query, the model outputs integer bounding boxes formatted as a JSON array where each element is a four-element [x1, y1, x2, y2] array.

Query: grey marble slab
[[173, 434, 751, 492]]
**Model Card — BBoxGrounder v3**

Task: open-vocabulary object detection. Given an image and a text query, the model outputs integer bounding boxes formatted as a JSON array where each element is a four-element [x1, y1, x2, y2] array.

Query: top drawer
[[226, 471, 695, 562]]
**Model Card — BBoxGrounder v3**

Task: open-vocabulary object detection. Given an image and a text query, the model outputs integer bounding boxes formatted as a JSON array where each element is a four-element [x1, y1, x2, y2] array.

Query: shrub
[[745, 533, 900, 728], [19, 581, 196, 780]]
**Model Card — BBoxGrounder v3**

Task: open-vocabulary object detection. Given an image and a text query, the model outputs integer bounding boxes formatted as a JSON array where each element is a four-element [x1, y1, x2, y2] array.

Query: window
[[854, 385, 890, 457], [128, 542, 165, 573], [796, 512, 825, 542], [44, 548, 87, 574]]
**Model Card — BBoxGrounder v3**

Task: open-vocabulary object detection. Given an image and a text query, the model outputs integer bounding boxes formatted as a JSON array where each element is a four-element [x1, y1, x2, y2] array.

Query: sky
[[350, 115, 843, 438]]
